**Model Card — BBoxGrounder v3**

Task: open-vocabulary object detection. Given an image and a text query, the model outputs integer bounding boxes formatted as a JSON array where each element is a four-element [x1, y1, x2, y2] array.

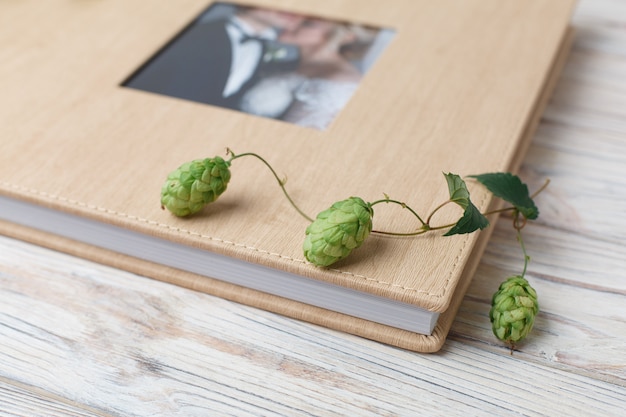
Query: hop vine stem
[[425, 200, 453, 226], [514, 213, 530, 279], [370, 176, 552, 237], [370, 198, 427, 226], [531, 178, 551, 199], [369, 198, 460, 236], [227, 149, 314, 222]]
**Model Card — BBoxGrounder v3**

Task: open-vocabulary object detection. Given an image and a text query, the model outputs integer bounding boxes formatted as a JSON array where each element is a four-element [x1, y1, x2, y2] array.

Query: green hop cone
[[489, 275, 539, 346], [303, 197, 373, 267], [161, 156, 231, 216]]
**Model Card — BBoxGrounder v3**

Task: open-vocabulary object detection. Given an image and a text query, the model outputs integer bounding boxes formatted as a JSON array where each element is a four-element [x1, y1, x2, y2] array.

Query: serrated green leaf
[[444, 200, 490, 236], [444, 173, 470, 209], [469, 173, 539, 220]]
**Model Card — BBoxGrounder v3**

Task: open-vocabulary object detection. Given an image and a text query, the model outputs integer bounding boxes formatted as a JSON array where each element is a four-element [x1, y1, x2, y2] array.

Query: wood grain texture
[[0, 377, 110, 417], [0, 237, 625, 417], [1, 0, 626, 415]]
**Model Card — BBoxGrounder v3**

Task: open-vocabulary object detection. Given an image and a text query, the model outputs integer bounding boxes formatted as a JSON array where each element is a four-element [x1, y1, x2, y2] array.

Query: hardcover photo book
[[0, 0, 575, 352]]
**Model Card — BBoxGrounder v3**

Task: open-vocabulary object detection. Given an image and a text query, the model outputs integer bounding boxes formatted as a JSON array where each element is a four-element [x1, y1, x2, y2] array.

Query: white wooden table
[[1, 1, 625, 415]]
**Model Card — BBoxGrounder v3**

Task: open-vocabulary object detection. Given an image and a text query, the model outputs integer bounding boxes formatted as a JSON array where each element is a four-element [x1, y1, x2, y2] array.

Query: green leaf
[[469, 173, 538, 220], [442, 173, 489, 236], [444, 173, 470, 209], [444, 200, 490, 236]]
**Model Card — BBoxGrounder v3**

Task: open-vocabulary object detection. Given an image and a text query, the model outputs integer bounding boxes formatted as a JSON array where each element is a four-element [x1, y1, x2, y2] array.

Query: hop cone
[[303, 197, 373, 267], [161, 157, 231, 216], [490, 275, 539, 345]]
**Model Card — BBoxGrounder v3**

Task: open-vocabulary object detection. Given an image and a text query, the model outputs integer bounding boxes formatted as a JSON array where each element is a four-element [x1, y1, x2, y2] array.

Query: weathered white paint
[[1, 0, 626, 415]]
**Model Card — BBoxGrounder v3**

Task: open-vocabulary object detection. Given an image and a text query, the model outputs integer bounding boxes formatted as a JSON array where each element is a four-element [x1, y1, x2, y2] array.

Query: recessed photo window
[[123, 2, 395, 130]]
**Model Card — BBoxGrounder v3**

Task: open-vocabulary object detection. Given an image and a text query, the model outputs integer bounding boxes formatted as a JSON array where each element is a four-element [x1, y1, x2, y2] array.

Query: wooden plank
[[0, 377, 110, 417], [457, 226, 626, 384], [1, 236, 625, 416], [574, 0, 626, 24]]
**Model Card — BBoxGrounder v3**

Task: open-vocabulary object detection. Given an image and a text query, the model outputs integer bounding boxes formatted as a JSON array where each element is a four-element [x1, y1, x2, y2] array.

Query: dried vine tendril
[[161, 151, 547, 350]]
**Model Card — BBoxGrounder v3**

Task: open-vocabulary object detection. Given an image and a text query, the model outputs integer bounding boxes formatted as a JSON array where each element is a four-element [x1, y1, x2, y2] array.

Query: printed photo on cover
[[123, 2, 395, 130]]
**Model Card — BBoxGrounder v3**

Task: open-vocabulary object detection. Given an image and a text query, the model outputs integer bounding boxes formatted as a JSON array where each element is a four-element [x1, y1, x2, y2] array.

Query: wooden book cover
[[0, 0, 574, 352]]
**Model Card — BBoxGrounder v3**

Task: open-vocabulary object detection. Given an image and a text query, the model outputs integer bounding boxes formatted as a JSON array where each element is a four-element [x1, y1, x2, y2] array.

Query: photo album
[[0, 0, 575, 352]]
